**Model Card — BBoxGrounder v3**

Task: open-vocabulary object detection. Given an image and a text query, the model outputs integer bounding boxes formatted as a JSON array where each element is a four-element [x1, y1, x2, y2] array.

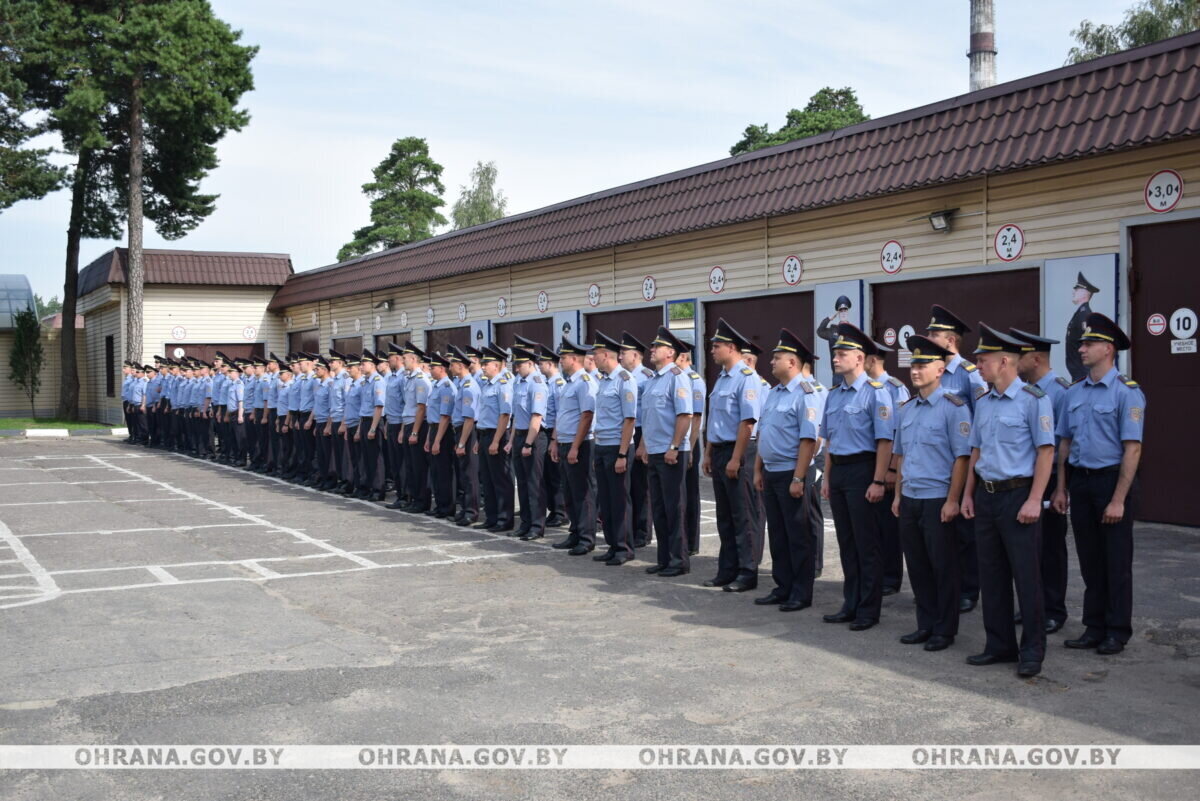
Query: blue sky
[[2, 0, 1135, 300]]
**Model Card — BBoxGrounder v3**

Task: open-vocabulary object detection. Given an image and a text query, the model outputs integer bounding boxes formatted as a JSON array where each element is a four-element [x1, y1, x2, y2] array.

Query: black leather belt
[[1071, 464, 1120, 476], [831, 451, 875, 466], [978, 476, 1033, 494]]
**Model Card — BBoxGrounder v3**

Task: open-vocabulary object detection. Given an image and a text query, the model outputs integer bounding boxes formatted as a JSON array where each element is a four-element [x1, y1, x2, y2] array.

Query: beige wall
[[0, 328, 87, 420], [80, 299, 124, 424], [143, 285, 283, 361]]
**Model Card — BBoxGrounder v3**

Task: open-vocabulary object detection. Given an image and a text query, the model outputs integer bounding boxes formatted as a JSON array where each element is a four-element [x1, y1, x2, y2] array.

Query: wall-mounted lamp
[[926, 208, 957, 233], [375, 299, 392, 311]]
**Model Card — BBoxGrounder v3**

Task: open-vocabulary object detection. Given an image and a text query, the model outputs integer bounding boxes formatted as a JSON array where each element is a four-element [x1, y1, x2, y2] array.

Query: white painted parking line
[[16, 522, 268, 540], [0, 479, 143, 487], [145, 566, 179, 585], [0, 499, 162, 507], [0, 518, 60, 609], [1, 454, 144, 461]]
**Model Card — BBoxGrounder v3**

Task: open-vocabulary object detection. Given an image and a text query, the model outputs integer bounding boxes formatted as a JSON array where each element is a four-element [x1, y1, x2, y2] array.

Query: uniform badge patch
[[878, 405, 890, 420], [959, 421, 970, 437], [745, 390, 757, 401], [624, 391, 635, 402], [463, 397, 472, 405], [1040, 415, 1051, 432], [1130, 406, 1143, 422], [535, 392, 544, 401], [806, 407, 817, 421], [676, 387, 688, 399]]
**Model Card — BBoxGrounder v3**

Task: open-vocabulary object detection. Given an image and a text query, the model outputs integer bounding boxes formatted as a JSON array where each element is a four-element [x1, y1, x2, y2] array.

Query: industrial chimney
[[969, 0, 997, 91]]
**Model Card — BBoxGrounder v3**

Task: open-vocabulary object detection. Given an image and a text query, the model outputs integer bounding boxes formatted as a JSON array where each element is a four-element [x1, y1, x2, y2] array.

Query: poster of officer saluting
[[1042, 254, 1117, 382]]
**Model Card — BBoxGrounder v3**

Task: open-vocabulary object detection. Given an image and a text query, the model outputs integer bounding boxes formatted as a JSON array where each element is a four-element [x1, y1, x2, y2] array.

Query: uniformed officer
[[703, 318, 764, 592], [1064, 271, 1100, 382], [549, 336, 598, 554], [507, 346, 549, 539], [260, 353, 281, 473], [311, 356, 333, 483], [891, 335, 972, 650], [341, 354, 364, 495], [799, 349, 827, 575], [674, 346, 705, 556], [128, 364, 148, 443], [590, 332, 638, 564], [274, 359, 294, 476], [537, 344, 568, 528], [925, 303, 987, 613], [242, 356, 260, 467], [618, 332, 655, 548], [865, 339, 911, 595], [211, 353, 227, 457], [1011, 328, 1072, 633], [227, 359, 248, 464], [399, 342, 433, 512], [962, 324, 1055, 678], [384, 342, 408, 507], [753, 328, 822, 611], [637, 326, 694, 577], [1052, 313, 1145, 656], [820, 323, 895, 630], [292, 353, 316, 478], [448, 344, 480, 526], [328, 352, 352, 493], [425, 351, 458, 519], [475, 345, 515, 532]]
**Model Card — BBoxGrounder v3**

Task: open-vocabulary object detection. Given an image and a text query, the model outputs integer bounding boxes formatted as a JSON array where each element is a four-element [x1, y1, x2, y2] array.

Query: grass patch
[[0, 417, 110, 430]]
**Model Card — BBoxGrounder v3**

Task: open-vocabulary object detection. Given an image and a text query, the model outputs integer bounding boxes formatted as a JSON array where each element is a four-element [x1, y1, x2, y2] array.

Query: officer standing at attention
[[549, 337, 598, 554], [618, 332, 656, 548], [820, 323, 895, 631], [1010, 328, 1072, 634], [890, 335, 971, 651], [448, 345, 480, 526], [961, 324, 1055, 678], [425, 352, 458, 519], [799, 349, 827, 575], [590, 331, 638, 565], [311, 356, 333, 485], [400, 343, 433, 513], [293, 354, 316, 478], [753, 329, 823, 612], [355, 350, 386, 501], [475, 345, 516, 532], [673, 346, 705, 556], [637, 326, 694, 577], [1052, 313, 1145, 656], [865, 339, 910, 596], [537, 344, 568, 528], [341, 355, 364, 495], [925, 304, 987, 613], [384, 342, 408, 508], [508, 346, 549, 539], [325, 351, 348, 491], [703, 319, 764, 593], [274, 359, 294, 476]]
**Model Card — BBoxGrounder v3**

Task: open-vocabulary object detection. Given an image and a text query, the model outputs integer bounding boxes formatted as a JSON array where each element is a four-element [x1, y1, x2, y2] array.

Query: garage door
[[871, 269, 1039, 389], [494, 317, 554, 349], [702, 291, 814, 388], [288, 330, 319, 355], [374, 331, 408, 352], [332, 336, 362, 355], [424, 326, 470, 357], [1130, 219, 1200, 526], [584, 306, 663, 348], [167, 343, 265, 364]]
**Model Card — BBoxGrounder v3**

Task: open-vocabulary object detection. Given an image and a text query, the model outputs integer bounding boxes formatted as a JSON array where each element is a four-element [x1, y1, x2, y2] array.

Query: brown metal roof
[[270, 31, 1200, 311], [78, 248, 293, 296]]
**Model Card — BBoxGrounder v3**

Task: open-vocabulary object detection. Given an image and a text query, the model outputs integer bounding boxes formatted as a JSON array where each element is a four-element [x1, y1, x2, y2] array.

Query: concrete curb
[[0, 427, 127, 439]]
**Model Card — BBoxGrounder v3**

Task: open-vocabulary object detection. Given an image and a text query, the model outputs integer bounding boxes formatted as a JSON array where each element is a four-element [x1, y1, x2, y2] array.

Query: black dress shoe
[[723, 580, 757, 593], [754, 592, 786, 606], [567, 545, 593, 556], [645, 565, 666, 574], [1017, 661, 1042, 677], [514, 528, 532, 538], [779, 600, 811, 612], [900, 629, 932, 645], [473, 521, 497, 530], [605, 556, 632, 566], [848, 620, 876, 631], [881, 586, 899, 597], [703, 576, 735, 588], [1096, 637, 1125, 655], [823, 611, 853, 624], [551, 539, 577, 550], [456, 518, 476, 527], [592, 551, 616, 562], [966, 652, 1018, 666], [519, 532, 544, 541], [658, 567, 689, 577], [367, 491, 384, 502], [1065, 635, 1104, 649], [489, 525, 514, 533], [544, 516, 568, 528], [688, 549, 700, 556], [924, 635, 954, 651], [632, 539, 649, 549], [1044, 618, 1065, 634], [959, 597, 977, 613]]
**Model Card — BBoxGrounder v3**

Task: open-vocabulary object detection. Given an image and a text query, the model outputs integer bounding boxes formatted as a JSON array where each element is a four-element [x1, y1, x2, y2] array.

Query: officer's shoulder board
[[900, 396, 917, 407], [1023, 383, 1046, 398], [499, 378, 508, 384], [1118, 374, 1139, 388], [554, 377, 565, 386], [799, 380, 815, 394], [868, 379, 884, 389], [532, 374, 543, 384], [1070, 376, 1085, 386], [671, 366, 682, 375], [580, 374, 590, 382], [641, 367, 654, 378], [886, 376, 904, 388], [462, 379, 471, 387], [689, 371, 701, 380], [963, 361, 978, 372], [975, 386, 989, 400], [942, 391, 965, 407], [740, 367, 754, 376], [1056, 376, 1071, 389], [618, 369, 631, 381]]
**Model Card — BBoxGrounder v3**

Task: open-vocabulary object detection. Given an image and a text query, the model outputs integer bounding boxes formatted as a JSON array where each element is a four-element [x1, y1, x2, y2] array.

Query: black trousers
[[246, 410, 259, 464], [314, 424, 332, 479], [386, 423, 405, 498], [898, 496, 961, 637], [1069, 468, 1137, 644], [710, 441, 763, 582], [594, 445, 633, 558], [359, 417, 382, 492], [877, 487, 904, 591], [648, 453, 687, 570], [279, 418, 294, 473], [265, 410, 278, 469], [453, 426, 479, 520], [806, 457, 824, 572], [557, 440, 595, 546], [514, 429, 548, 534], [1041, 472, 1070, 623], [478, 429, 515, 527], [429, 423, 456, 516], [231, 416, 246, 462], [297, 421, 316, 477], [957, 513, 980, 603], [974, 484, 1045, 663], [542, 427, 565, 521], [405, 421, 431, 510], [131, 409, 147, 442], [827, 458, 883, 623], [762, 469, 815, 604], [346, 426, 362, 487], [683, 447, 701, 553], [147, 404, 159, 445], [630, 428, 651, 546]]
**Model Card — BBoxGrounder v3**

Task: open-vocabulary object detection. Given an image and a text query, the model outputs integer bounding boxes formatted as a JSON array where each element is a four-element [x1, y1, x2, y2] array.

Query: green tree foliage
[[1066, 0, 1199, 63], [33, 292, 62, 317], [7, 306, 44, 416], [729, 87, 870, 157], [0, 0, 66, 211], [451, 160, 507, 230], [339, 137, 447, 261]]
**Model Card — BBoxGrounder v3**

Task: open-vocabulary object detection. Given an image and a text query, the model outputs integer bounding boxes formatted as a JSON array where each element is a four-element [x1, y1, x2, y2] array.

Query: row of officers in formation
[[119, 304, 1145, 680]]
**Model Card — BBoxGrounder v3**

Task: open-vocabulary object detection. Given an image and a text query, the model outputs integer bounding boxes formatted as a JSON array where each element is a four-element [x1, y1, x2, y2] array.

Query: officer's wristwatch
[[791, 476, 804, 484], [617, 452, 627, 459], [668, 444, 679, 451]]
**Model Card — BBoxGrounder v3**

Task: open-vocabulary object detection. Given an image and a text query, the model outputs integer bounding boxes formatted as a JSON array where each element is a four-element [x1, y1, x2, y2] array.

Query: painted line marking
[[239, 561, 282, 579], [145, 566, 179, 585], [0, 479, 143, 487], [16, 523, 269, 540], [0, 518, 60, 609], [0, 499, 162, 507]]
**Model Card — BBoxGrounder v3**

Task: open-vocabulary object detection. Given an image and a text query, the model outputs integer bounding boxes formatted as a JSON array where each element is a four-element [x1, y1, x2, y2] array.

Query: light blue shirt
[[225, 376, 244, 409], [129, 376, 146, 405], [401, 370, 432, 424], [543, 372, 565, 429], [894, 389, 972, 499], [276, 378, 293, 415], [313, 376, 332, 423], [821, 371, 895, 455], [452, 376, 478, 426], [385, 370, 406, 424], [554, 369, 596, 441], [359, 372, 385, 418], [641, 364, 692, 454], [594, 368, 637, 446], [243, 373, 259, 411], [942, 354, 986, 413], [430, 376, 456, 423], [706, 359, 762, 443], [631, 364, 655, 427], [757, 374, 822, 472], [512, 372, 548, 430], [1056, 367, 1145, 468], [329, 370, 347, 422], [875, 371, 911, 407], [686, 369, 706, 417], [969, 378, 1055, 481], [211, 373, 226, 406], [294, 371, 315, 413], [343, 376, 363, 427], [476, 373, 514, 429]]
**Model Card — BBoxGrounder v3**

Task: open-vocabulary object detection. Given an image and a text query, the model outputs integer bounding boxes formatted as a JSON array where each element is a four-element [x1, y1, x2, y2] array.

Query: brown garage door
[[871, 269, 1039, 390], [165, 343, 265, 364], [1130, 219, 1200, 526], [584, 306, 663, 349], [425, 326, 470, 357], [702, 291, 814, 388], [374, 331, 408, 352], [288, 330, 319, 355], [332, 336, 362, 355], [494, 317, 554, 350]]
